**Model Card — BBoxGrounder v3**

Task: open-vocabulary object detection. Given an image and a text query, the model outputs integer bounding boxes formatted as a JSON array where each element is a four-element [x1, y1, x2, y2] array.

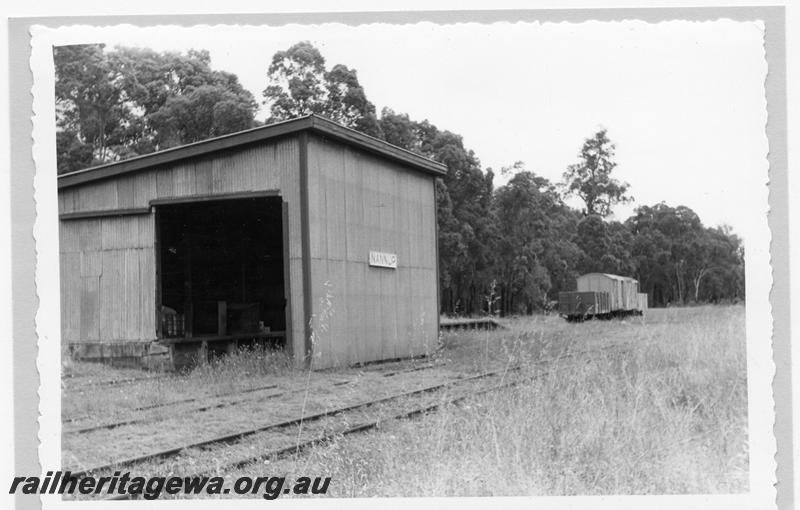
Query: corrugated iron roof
[[57, 114, 448, 190], [579, 272, 639, 284]]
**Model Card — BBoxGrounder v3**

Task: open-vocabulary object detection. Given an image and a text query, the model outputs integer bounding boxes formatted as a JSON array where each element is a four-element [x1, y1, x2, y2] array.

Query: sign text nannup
[[368, 251, 397, 269]]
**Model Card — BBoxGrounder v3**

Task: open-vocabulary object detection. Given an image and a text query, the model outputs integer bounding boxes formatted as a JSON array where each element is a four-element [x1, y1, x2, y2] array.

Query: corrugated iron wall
[[576, 273, 640, 312], [306, 134, 438, 367], [59, 214, 156, 343], [58, 137, 305, 356]]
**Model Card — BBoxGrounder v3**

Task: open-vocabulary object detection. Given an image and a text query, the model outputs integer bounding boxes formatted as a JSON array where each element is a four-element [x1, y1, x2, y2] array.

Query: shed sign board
[[369, 251, 398, 269]]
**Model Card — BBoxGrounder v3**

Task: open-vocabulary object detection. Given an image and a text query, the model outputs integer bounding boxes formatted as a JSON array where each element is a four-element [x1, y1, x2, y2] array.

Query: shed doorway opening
[[156, 196, 288, 360]]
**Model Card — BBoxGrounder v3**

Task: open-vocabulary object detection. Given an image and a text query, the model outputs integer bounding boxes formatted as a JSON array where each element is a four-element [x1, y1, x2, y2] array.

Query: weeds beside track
[[69, 344, 614, 494]]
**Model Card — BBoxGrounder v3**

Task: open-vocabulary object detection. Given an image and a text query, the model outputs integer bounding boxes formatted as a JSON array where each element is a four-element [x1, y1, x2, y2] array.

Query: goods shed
[[58, 115, 446, 370]]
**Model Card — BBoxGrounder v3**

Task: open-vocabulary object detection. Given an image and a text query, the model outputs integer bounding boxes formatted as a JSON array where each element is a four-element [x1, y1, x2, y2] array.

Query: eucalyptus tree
[[54, 44, 258, 172], [262, 41, 382, 137], [562, 129, 632, 217]]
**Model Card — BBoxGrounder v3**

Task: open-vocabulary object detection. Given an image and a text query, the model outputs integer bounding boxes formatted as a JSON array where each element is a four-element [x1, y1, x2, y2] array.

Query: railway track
[[65, 350, 435, 395], [380, 361, 443, 377], [65, 344, 624, 500], [66, 365, 515, 480], [101, 361, 551, 501], [62, 381, 280, 425], [200, 366, 535, 474], [64, 360, 445, 429], [64, 374, 173, 390], [64, 383, 281, 434], [67, 346, 597, 478]]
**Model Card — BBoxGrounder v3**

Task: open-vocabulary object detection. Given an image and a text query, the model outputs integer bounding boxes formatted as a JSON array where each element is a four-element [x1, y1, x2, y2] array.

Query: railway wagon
[[557, 291, 610, 319], [637, 292, 649, 314], [559, 273, 648, 321]]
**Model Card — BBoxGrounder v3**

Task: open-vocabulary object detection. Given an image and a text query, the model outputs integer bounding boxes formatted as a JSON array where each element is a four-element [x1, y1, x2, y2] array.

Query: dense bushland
[[54, 42, 745, 313]]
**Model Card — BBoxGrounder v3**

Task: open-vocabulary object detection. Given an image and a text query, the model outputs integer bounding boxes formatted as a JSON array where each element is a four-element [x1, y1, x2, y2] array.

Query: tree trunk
[[692, 267, 710, 303], [675, 261, 685, 304]]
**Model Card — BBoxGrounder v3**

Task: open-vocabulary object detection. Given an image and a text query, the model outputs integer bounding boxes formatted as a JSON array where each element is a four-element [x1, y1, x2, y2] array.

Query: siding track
[[63, 360, 446, 428], [65, 345, 623, 500], [68, 366, 512, 480]]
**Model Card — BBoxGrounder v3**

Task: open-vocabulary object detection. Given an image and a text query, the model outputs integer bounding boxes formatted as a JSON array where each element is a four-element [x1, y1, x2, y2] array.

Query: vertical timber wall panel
[[401, 174, 413, 354], [306, 134, 438, 368], [59, 214, 157, 343], [325, 145, 349, 363], [361, 150, 382, 362], [379, 161, 398, 359], [58, 137, 305, 360]]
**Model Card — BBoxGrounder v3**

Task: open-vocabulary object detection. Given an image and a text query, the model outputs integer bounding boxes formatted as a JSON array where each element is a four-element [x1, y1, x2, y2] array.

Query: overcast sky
[[71, 20, 767, 239]]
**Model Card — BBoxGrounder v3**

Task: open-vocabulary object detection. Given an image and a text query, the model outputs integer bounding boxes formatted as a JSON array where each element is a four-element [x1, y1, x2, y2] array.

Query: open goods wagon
[[558, 273, 648, 322]]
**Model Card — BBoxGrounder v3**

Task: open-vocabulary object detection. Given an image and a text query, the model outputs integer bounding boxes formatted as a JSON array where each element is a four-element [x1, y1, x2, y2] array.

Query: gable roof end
[[57, 114, 448, 190]]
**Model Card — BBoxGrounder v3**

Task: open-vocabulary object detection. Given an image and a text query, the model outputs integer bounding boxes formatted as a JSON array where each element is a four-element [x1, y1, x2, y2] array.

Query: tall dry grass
[[295, 305, 748, 496]]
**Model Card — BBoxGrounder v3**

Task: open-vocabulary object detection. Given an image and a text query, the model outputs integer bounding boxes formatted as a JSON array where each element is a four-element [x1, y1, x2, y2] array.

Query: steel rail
[[65, 374, 172, 390], [64, 357, 441, 424], [65, 384, 281, 435], [76, 343, 626, 500], [67, 366, 519, 480], [102, 363, 545, 501]]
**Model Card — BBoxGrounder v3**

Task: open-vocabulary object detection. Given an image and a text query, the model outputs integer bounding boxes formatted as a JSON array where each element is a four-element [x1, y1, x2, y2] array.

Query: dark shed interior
[[156, 196, 286, 352]]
